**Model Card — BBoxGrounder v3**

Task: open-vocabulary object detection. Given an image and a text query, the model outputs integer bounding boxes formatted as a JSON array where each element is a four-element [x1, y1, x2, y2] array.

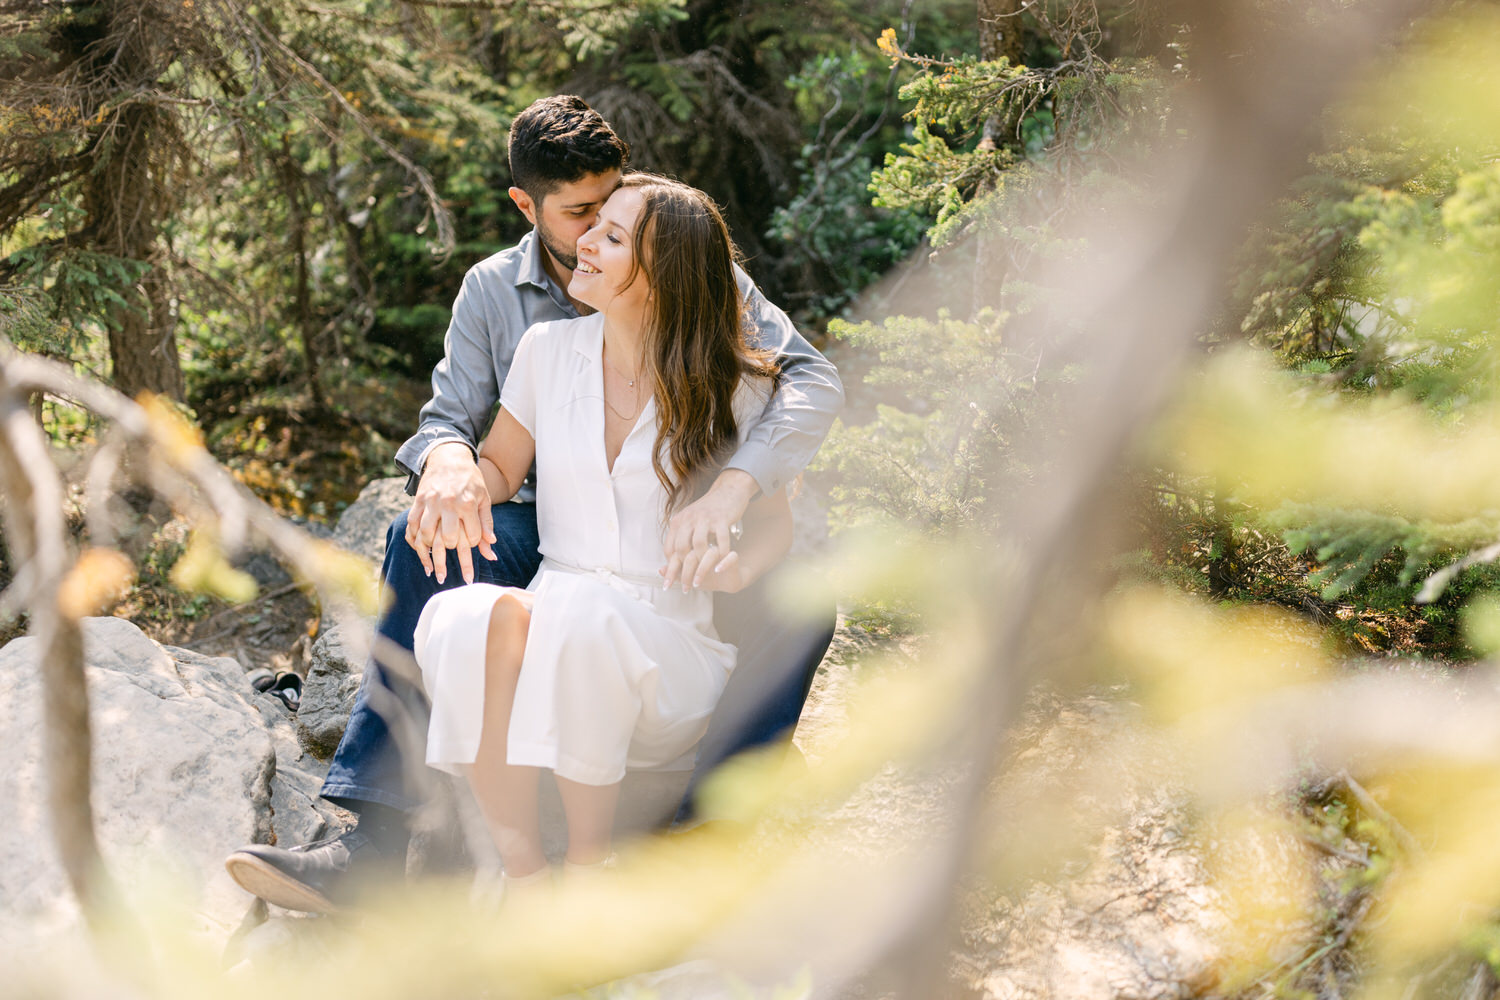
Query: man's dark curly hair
[[507, 95, 630, 202]]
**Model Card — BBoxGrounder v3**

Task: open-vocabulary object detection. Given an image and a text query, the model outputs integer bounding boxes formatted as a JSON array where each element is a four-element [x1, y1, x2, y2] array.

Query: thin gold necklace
[[602, 339, 646, 420], [604, 385, 644, 421], [603, 342, 640, 387], [603, 360, 645, 422]]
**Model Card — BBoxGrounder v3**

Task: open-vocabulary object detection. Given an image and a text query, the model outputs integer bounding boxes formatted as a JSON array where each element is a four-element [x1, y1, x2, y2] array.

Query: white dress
[[414, 313, 768, 786]]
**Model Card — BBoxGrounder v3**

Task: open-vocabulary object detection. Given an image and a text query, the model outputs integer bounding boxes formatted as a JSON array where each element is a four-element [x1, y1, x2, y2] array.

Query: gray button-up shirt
[[394, 230, 845, 502]]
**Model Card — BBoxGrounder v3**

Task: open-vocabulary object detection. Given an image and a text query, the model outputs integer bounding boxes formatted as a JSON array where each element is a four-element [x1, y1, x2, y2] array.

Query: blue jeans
[[319, 502, 835, 820]]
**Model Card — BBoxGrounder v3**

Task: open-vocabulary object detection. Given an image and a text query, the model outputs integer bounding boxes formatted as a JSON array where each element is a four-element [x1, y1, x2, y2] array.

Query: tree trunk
[[978, 0, 1026, 65], [71, 9, 184, 402], [977, 0, 1026, 151], [94, 107, 183, 401], [973, 0, 1028, 316], [279, 142, 327, 413]]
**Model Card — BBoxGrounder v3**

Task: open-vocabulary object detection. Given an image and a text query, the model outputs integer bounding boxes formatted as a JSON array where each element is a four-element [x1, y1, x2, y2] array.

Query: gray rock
[[332, 476, 409, 566], [289, 516, 335, 541], [953, 695, 1225, 1000], [0, 618, 272, 944], [255, 692, 354, 847], [169, 648, 350, 849], [296, 624, 366, 759], [292, 476, 404, 762], [163, 653, 334, 851], [235, 550, 293, 590], [788, 483, 831, 557]]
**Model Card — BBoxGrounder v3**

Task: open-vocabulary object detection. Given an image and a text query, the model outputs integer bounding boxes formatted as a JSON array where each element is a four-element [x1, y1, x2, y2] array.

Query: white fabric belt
[[539, 558, 663, 603]]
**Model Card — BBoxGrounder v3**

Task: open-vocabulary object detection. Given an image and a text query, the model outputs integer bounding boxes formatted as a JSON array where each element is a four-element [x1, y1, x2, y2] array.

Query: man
[[225, 96, 843, 912]]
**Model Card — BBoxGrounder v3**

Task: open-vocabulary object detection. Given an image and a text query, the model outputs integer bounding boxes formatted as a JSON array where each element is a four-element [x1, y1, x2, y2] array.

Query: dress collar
[[573, 311, 606, 363]]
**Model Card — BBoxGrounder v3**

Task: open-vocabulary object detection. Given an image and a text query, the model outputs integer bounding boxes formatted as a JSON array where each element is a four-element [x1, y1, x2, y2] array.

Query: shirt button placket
[[606, 481, 620, 566]]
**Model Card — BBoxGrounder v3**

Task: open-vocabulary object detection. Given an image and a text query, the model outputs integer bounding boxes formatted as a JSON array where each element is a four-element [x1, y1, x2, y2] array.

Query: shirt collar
[[514, 230, 553, 290], [517, 229, 586, 317]]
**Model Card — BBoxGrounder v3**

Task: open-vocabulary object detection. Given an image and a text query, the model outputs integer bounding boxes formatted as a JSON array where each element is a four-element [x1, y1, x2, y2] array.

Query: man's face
[[511, 170, 622, 273]]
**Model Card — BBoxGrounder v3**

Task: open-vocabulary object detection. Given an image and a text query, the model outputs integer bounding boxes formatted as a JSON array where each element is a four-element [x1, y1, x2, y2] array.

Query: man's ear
[[508, 186, 538, 227]]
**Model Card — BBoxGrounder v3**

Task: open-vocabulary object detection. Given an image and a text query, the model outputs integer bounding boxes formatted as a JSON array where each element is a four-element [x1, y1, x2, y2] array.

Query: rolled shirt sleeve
[[728, 267, 845, 497]]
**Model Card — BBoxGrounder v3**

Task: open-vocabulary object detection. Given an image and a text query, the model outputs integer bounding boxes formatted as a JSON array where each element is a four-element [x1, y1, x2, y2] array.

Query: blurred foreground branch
[[877, 0, 1440, 993], [0, 332, 379, 933], [0, 352, 110, 926]]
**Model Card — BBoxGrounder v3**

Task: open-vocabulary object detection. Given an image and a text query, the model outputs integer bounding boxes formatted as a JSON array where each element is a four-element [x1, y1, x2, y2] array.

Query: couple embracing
[[227, 95, 843, 905]]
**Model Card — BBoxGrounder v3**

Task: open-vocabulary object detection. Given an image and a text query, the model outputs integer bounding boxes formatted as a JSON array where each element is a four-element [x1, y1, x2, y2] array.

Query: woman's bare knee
[[486, 593, 531, 648]]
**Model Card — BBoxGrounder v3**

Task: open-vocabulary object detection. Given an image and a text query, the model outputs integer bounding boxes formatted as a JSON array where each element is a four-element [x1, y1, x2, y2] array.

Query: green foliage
[[1278, 509, 1447, 603], [893, 56, 1026, 136], [872, 119, 1015, 245], [824, 5, 1173, 545], [0, 285, 55, 350], [841, 3, 1500, 668], [768, 48, 930, 317], [817, 310, 1040, 534], [1209, 120, 1500, 650], [557, 0, 688, 59], [869, 42, 1168, 248], [1126, 483, 1304, 603], [6, 244, 148, 354], [1231, 139, 1464, 367]]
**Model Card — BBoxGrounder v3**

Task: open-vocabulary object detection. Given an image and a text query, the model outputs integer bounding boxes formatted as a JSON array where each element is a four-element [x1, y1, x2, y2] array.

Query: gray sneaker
[[224, 829, 399, 913]]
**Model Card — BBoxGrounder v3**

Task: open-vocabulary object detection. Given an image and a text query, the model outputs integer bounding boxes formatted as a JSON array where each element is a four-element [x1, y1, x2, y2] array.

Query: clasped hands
[[658, 468, 758, 594], [405, 442, 757, 592]]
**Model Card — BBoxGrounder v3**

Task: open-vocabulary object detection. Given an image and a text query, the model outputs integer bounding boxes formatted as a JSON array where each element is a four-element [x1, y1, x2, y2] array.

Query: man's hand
[[661, 468, 759, 591], [405, 441, 497, 585]]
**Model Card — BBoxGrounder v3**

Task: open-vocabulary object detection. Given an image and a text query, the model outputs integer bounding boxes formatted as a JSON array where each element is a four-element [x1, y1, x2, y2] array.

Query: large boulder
[[165, 644, 348, 850], [0, 618, 269, 943], [290, 478, 408, 758], [333, 476, 409, 567], [296, 624, 367, 759], [951, 695, 1225, 1000]]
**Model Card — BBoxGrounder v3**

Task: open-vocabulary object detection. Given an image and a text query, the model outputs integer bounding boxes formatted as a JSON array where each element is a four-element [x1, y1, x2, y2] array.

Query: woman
[[413, 173, 791, 887]]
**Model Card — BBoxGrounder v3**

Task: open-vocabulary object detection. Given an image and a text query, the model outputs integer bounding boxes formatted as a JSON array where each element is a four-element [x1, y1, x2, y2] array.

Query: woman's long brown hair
[[618, 173, 780, 514]]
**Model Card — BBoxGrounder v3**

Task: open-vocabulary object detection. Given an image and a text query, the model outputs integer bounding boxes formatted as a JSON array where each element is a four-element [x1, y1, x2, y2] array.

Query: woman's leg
[[466, 593, 546, 877], [555, 777, 621, 865]]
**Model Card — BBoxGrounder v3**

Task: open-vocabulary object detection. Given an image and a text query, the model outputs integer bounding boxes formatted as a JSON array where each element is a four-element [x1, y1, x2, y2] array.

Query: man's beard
[[537, 221, 577, 272]]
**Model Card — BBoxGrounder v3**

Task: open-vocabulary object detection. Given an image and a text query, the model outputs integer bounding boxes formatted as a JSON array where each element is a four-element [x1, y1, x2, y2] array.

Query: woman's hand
[[674, 548, 748, 594], [661, 482, 792, 594], [660, 469, 758, 590]]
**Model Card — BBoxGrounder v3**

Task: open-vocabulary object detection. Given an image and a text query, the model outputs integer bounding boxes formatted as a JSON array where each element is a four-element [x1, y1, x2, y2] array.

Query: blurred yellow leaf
[[1165, 349, 1500, 524], [306, 539, 381, 617], [1365, 761, 1500, 964], [1203, 803, 1318, 989], [1106, 585, 1328, 725], [1359, 9, 1500, 165], [137, 391, 205, 466], [57, 547, 134, 618], [169, 531, 257, 604], [1462, 593, 1500, 656]]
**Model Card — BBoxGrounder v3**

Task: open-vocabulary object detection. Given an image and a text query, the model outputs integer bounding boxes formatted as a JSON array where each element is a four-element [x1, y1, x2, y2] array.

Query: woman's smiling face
[[571, 186, 650, 316]]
